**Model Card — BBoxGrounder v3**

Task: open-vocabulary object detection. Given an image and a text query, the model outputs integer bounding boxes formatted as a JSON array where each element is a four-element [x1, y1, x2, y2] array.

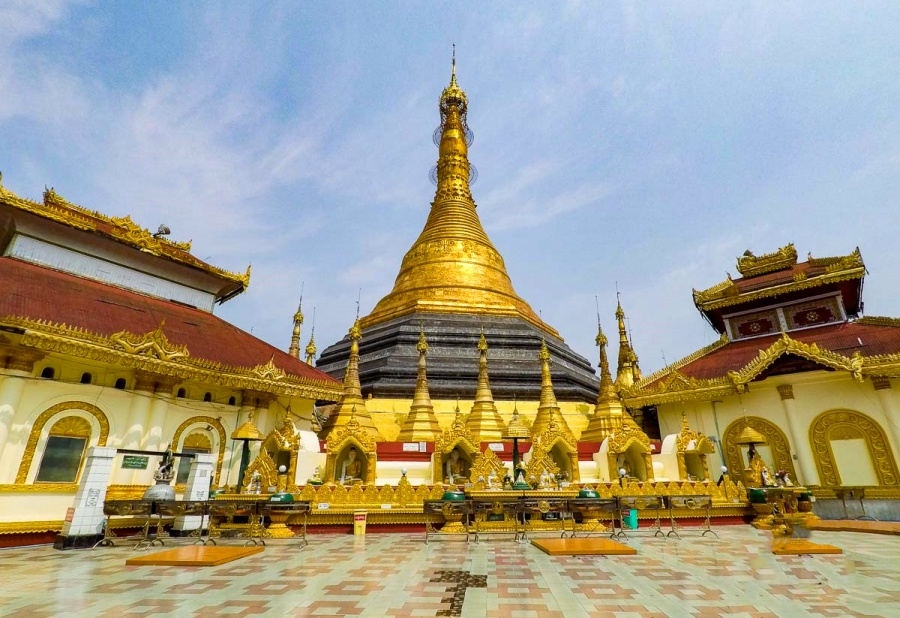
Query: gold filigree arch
[[723, 417, 796, 482], [171, 416, 226, 486], [431, 434, 479, 484], [532, 420, 580, 482], [809, 409, 899, 486], [469, 448, 508, 486], [15, 401, 110, 483], [324, 417, 377, 484]]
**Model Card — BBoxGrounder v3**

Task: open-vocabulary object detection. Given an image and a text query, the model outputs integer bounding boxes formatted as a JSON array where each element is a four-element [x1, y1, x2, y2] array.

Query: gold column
[[775, 384, 817, 485], [871, 377, 900, 457]]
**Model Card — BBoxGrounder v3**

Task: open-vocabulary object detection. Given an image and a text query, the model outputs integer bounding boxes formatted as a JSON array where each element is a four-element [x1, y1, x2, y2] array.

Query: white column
[[172, 453, 215, 532], [0, 369, 30, 463], [872, 377, 900, 456], [57, 446, 117, 548], [776, 385, 818, 486], [122, 373, 156, 449], [143, 390, 174, 452]]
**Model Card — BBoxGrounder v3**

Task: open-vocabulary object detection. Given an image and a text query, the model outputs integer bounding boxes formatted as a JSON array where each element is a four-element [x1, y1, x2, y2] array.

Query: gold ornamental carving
[[722, 417, 796, 485], [171, 415, 227, 485], [251, 357, 286, 381], [469, 448, 508, 486], [809, 410, 899, 486], [323, 414, 378, 485], [777, 385, 794, 400], [432, 409, 479, 483], [2, 316, 342, 401], [736, 244, 798, 278], [15, 401, 110, 484], [110, 321, 188, 362]]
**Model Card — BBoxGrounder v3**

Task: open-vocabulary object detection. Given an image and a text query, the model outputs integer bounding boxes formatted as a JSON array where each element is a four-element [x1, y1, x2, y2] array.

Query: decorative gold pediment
[[242, 448, 276, 491], [264, 416, 301, 452], [523, 449, 560, 482], [531, 417, 577, 455], [727, 333, 865, 385], [252, 356, 286, 381], [434, 413, 479, 456], [469, 448, 508, 484], [325, 415, 377, 455], [606, 416, 651, 454], [736, 244, 798, 277], [110, 321, 188, 362]]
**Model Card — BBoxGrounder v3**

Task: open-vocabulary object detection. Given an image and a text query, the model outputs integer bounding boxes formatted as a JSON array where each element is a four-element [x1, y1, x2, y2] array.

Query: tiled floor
[[2, 526, 899, 617]]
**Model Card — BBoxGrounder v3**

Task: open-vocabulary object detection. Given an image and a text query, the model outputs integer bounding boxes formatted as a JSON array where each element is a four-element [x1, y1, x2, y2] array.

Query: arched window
[[177, 388, 186, 398], [35, 416, 91, 483], [176, 431, 212, 484], [114, 378, 127, 390], [203, 392, 212, 402], [80, 372, 92, 384], [228, 396, 236, 406], [40, 367, 55, 379]]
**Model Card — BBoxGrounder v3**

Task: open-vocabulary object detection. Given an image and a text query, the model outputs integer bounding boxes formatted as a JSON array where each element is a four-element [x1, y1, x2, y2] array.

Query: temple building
[[316, 59, 601, 444], [0, 177, 342, 545], [623, 244, 900, 498]]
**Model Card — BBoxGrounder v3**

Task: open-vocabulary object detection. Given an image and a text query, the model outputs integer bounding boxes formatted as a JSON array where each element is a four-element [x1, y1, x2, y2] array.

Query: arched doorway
[[809, 410, 899, 486], [723, 417, 797, 483]]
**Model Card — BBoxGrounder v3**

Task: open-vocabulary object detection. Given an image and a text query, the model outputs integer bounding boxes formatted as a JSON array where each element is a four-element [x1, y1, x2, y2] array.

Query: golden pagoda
[[288, 300, 303, 359], [318, 318, 381, 441], [615, 300, 642, 388], [360, 56, 556, 337], [530, 339, 574, 438], [465, 331, 507, 442], [397, 327, 441, 441], [581, 321, 625, 441]]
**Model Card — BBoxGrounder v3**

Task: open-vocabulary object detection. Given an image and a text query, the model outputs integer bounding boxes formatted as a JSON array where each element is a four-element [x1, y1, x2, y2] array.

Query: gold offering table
[[468, 489, 579, 542]]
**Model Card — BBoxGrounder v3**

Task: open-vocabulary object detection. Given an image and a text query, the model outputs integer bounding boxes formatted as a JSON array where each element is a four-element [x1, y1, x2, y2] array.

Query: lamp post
[[231, 411, 263, 493], [502, 406, 530, 490]]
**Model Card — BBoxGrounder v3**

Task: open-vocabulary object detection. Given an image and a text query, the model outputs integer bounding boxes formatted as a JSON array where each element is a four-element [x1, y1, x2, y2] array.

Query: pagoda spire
[[288, 297, 303, 359], [304, 307, 317, 365], [397, 325, 441, 441], [360, 53, 557, 337], [615, 300, 641, 389], [318, 317, 381, 440], [465, 330, 506, 442], [581, 321, 625, 442], [531, 339, 573, 437]]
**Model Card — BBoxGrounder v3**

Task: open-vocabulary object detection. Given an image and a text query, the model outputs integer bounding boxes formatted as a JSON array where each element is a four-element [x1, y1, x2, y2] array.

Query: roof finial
[[451, 43, 456, 81]]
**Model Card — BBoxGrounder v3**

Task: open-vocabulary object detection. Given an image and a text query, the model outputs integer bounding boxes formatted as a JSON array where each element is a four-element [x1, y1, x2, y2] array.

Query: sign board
[[317, 503, 330, 510], [65, 508, 75, 523], [380, 504, 392, 510], [488, 443, 505, 452], [402, 443, 420, 452], [121, 455, 149, 470]]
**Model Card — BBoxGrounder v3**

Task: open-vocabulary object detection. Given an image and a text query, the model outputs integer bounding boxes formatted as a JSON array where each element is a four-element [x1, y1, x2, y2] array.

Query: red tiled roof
[[0, 257, 339, 386], [649, 321, 900, 384]]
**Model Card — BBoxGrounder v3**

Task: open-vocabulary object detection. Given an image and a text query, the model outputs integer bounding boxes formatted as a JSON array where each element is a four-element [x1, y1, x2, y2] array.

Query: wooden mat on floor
[[126, 545, 264, 566], [772, 539, 842, 555], [808, 520, 900, 536], [531, 538, 636, 556]]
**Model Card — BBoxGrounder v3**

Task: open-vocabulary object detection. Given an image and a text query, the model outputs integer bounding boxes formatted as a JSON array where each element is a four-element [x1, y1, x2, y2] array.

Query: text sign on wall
[[488, 443, 505, 452], [402, 443, 421, 452], [121, 455, 149, 470]]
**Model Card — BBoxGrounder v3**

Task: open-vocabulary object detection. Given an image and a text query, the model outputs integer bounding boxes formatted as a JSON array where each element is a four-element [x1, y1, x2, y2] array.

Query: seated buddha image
[[339, 447, 363, 484], [445, 449, 468, 484]]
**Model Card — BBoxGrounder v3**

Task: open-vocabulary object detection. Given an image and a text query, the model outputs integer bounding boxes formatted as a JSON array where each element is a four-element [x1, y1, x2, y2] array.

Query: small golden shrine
[[432, 403, 479, 484], [675, 411, 716, 481], [526, 417, 580, 484], [605, 416, 655, 482], [531, 340, 574, 437], [397, 327, 441, 442], [324, 409, 378, 485], [581, 322, 623, 441], [242, 415, 301, 493], [465, 332, 507, 442], [469, 448, 509, 489]]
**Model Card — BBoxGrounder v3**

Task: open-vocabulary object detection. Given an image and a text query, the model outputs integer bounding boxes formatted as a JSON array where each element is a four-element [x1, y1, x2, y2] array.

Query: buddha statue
[[309, 466, 323, 485], [445, 449, 467, 484], [339, 448, 363, 484]]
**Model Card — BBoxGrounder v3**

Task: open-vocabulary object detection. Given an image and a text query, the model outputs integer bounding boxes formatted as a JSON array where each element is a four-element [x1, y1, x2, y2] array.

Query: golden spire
[[581, 320, 625, 442], [531, 339, 573, 437], [615, 300, 640, 389], [397, 325, 441, 441], [318, 317, 381, 440], [304, 306, 317, 365], [465, 330, 506, 442], [288, 297, 303, 359], [360, 53, 558, 338]]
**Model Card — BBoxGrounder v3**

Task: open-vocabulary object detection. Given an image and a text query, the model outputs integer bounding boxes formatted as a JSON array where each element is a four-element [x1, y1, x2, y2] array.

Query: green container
[[748, 488, 767, 504], [578, 489, 599, 499], [442, 491, 466, 501], [269, 492, 294, 502]]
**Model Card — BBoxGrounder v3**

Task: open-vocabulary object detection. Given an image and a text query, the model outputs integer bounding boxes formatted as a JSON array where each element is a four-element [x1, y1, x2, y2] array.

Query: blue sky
[[2, 2, 899, 375]]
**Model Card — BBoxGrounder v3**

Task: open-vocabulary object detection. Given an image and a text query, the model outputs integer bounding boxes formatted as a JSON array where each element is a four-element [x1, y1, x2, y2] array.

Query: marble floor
[[1, 526, 899, 617]]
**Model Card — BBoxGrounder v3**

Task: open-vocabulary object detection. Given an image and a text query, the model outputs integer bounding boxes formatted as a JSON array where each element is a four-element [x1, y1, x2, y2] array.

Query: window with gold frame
[[35, 416, 92, 483]]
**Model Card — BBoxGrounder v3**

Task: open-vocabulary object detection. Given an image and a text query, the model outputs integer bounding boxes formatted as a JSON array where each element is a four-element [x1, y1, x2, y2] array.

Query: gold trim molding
[[1, 316, 342, 401], [809, 410, 899, 486], [0, 520, 63, 535], [15, 401, 110, 484]]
